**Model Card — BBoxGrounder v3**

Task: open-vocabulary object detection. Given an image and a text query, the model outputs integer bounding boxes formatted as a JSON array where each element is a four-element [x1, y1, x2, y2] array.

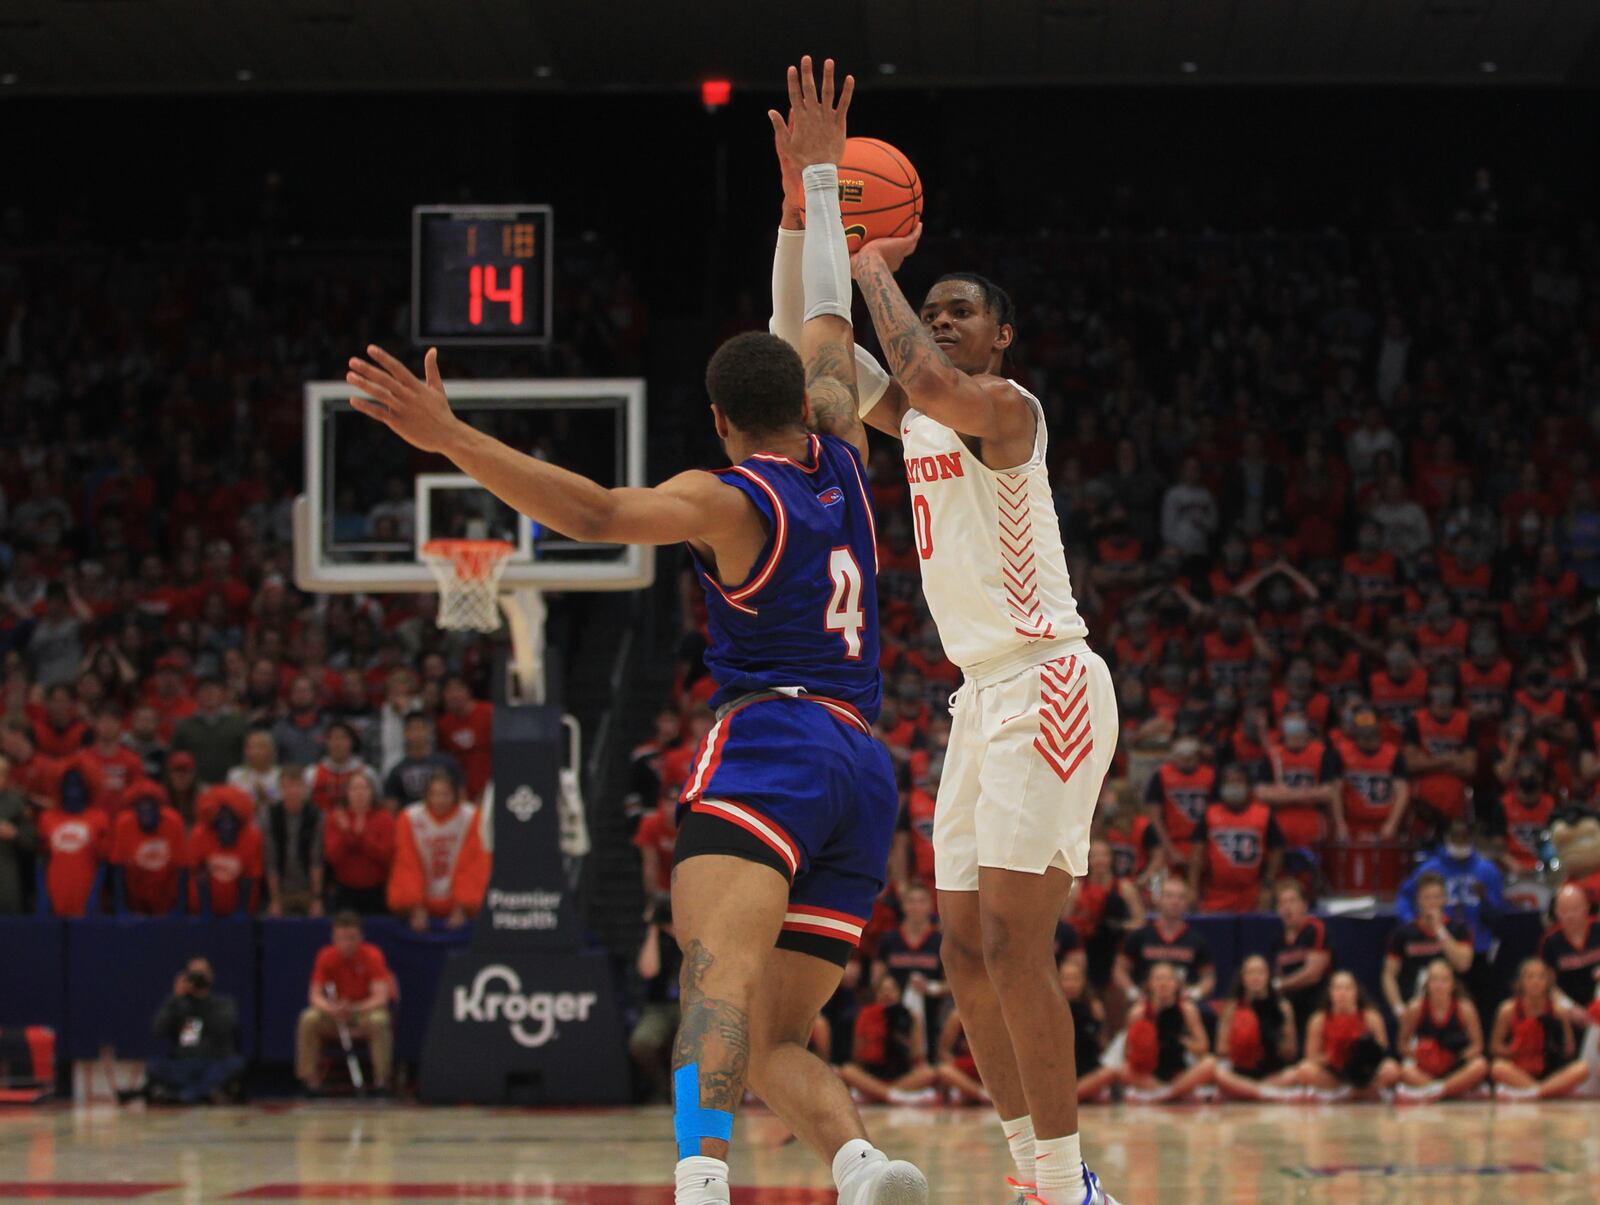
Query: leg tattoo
[[671, 939, 752, 1114]]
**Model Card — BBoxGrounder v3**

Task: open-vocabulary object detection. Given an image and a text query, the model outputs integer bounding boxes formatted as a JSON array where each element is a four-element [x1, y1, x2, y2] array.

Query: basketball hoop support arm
[[500, 589, 548, 706]]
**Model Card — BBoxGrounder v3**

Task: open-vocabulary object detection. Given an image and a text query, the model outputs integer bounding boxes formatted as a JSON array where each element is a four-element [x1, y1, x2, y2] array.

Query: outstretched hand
[[346, 346, 463, 454], [851, 222, 923, 276], [768, 54, 853, 170], [773, 108, 804, 221]]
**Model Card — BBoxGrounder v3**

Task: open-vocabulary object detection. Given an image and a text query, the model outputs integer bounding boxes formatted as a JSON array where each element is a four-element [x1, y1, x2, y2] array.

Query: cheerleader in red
[[1295, 970, 1400, 1100], [1489, 959, 1587, 1100], [1116, 962, 1218, 1102], [1215, 955, 1304, 1101], [1394, 958, 1488, 1101]]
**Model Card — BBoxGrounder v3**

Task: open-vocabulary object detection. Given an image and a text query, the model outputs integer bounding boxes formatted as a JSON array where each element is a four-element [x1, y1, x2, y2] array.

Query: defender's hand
[[852, 223, 922, 277], [773, 109, 804, 227], [347, 346, 464, 454], [768, 54, 853, 170]]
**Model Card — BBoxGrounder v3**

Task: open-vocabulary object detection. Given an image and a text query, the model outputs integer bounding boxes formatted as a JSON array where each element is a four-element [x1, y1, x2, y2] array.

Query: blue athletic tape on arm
[[673, 1062, 734, 1159]]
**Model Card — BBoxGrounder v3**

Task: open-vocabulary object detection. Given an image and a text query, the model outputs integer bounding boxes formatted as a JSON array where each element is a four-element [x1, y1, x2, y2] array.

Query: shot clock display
[[411, 205, 553, 346]]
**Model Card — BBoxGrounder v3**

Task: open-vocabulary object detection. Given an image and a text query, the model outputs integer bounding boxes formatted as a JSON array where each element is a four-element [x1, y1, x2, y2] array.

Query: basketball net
[[420, 539, 515, 633]]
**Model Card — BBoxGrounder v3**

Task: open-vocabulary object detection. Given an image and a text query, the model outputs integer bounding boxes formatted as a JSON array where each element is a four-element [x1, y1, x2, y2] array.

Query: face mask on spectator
[[1220, 782, 1248, 806], [1445, 841, 1473, 860]]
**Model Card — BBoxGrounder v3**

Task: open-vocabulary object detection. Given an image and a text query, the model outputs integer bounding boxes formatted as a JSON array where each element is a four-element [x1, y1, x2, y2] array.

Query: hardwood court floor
[[2, 1099, 1599, 1202]]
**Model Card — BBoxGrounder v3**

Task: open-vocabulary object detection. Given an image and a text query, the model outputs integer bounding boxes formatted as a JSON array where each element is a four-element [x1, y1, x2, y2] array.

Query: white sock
[[1032, 1133, 1083, 1205], [999, 1114, 1036, 1186], [675, 1155, 730, 1204], [832, 1138, 887, 1191]]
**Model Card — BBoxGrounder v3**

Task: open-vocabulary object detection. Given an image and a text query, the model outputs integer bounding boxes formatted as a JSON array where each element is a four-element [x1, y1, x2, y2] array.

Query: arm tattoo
[[669, 938, 751, 1116], [854, 253, 956, 385], [804, 339, 863, 444]]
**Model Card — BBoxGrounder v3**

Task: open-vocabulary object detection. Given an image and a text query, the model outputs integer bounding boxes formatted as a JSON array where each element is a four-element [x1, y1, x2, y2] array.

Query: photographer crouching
[[129, 957, 244, 1104]]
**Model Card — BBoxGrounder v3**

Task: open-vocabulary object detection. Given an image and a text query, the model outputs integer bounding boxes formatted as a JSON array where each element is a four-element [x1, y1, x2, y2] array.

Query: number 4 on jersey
[[825, 547, 865, 660]]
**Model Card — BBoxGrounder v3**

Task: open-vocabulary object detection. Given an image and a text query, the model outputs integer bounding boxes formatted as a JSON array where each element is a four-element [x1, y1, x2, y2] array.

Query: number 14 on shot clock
[[411, 205, 554, 346]]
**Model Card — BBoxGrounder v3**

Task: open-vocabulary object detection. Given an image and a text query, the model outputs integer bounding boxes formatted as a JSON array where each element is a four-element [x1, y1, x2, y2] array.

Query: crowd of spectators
[[0, 219, 644, 924], [8, 150, 1600, 1103], [1, 662, 492, 925], [622, 209, 1600, 1101]]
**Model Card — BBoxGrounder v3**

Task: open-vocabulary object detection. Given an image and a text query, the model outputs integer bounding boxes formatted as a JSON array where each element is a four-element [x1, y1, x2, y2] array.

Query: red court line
[[227, 1188, 835, 1202], [0, 1186, 181, 1200]]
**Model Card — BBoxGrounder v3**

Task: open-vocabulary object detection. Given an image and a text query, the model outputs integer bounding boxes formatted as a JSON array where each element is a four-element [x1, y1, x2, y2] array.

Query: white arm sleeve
[[768, 227, 805, 346], [801, 164, 852, 323], [769, 171, 890, 414], [852, 345, 892, 415]]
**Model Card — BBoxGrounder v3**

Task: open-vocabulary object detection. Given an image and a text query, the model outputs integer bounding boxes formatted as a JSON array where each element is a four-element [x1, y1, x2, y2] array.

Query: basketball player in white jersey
[[768, 173, 1118, 1202]]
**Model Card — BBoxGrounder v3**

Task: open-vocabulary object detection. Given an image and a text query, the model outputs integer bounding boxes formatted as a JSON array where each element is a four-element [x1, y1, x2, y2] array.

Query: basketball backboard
[[293, 378, 651, 595]]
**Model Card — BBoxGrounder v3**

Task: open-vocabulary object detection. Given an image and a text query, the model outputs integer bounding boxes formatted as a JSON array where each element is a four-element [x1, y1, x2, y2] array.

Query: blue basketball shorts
[[675, 692, 898, 966]]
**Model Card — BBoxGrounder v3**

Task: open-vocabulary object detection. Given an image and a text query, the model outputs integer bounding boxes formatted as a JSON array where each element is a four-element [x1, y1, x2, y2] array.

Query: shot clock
[[411, 205, 553, 345]]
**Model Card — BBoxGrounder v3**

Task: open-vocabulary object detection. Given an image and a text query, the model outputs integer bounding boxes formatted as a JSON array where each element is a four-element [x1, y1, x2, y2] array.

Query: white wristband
[[854, 345, 891, 415], [801, 164, 852, 323]]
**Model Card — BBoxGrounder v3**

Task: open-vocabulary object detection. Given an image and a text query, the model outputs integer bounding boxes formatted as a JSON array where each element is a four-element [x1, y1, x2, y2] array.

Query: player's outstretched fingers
[[364, 344, 418, 384], [348, 395, 395, 428], [346, 364, 399, 408], [836, 72, 855, 118], [820, 57, 834, 108], [786, 64, 803, 112], [424, 347, 443, 389]]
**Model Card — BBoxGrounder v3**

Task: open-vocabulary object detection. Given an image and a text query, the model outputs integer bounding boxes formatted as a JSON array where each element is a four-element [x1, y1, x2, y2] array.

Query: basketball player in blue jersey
[[348, 58, 925, 1205]]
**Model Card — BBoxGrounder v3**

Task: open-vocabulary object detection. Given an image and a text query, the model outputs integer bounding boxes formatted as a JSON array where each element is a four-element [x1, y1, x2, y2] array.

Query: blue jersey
[[1396, 851, 1505, 954], [691, 433, 882, 720]]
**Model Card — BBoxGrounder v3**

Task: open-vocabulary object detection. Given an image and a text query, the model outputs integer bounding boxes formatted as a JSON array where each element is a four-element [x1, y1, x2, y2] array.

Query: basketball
[[808, 136, 923, 253]]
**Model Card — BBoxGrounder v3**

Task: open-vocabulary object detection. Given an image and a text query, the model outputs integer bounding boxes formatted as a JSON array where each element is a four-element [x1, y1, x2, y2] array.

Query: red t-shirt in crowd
[[437, 701, 494, 798], [33, 717, 90, 760], [12, 752, 66, 807], [188, 822, 264, 915], [633, 808, 677, 894], [903, 786, 937, 883], [659, 742, 700, 798], [39, 808, 109, 917], [323, 808, 396, 891], [311, 942, 393, 1004], [73, 744, 147, 817], [307, 760, 373, 814], [111, 807, 189, 914]]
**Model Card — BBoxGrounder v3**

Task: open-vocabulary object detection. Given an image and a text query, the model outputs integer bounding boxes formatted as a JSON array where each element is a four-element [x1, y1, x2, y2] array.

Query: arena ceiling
[[1, 0, 1598, 94]]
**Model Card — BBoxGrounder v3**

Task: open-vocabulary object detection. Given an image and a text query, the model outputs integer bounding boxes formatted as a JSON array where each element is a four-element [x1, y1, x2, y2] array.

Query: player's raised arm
[[851, 231, 1035, 451], [346, 347, 749, 553], [770, 56, 869, 463], [766, 77, 906, 441]]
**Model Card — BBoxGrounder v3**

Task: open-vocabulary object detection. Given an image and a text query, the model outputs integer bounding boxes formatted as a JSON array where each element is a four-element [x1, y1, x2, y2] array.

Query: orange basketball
[[806, 136, 923, 253]]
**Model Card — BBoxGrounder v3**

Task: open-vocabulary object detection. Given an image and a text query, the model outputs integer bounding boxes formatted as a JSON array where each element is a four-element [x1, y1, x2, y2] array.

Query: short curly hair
[[705, 331, 806, 436]]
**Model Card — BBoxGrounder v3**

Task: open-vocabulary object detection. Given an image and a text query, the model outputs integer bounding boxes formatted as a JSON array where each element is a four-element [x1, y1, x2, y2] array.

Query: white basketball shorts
[[932, 646, 1118, 891]]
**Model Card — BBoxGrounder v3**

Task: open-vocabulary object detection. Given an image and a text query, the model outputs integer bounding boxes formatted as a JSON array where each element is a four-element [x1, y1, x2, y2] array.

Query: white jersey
[[901, 382, 1088, 680], [403, 801, 477, 903]]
